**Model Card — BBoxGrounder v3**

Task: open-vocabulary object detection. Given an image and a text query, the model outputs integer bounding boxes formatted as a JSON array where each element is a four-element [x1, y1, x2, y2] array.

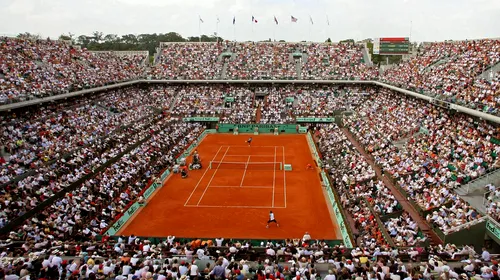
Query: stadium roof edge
[[2, 79, 499, 124]]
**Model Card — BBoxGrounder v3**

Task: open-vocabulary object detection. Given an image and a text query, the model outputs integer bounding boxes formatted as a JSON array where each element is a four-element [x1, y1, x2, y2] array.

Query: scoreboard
[[373, 37, 409, 55]]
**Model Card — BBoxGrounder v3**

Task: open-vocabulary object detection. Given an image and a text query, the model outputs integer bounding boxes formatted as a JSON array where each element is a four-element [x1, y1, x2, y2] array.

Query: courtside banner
[[183, 117, 220, 122], [160, 169, 171, 183], [177, 129, 216, 163], [143, 183, 159, 200], [105, 202, 140, 236], [296, 117, 335, 123]]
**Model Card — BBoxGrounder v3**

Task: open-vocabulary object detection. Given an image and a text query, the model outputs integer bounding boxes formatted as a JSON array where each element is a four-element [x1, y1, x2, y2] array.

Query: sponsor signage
[[296, 117, 335, 123], [183, 117, 220, 122], [106, 202, 140, 236]]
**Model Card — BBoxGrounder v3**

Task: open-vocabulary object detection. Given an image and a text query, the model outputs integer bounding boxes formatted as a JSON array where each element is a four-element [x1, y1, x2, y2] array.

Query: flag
[[217, 17, 220, 23], [252, 16, 257, 23], [326, 15, 330, 26], [274, 16, 279, 25], [309, 15, 313, 25], [291, 16, 298, 22], [199, 16, 204, 23], [233, 16, 235, 24]]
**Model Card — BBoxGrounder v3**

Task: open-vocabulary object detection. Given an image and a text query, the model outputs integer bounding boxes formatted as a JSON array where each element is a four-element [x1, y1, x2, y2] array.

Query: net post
[[209, 161, 212, 169], [279, 162, 282, 170]]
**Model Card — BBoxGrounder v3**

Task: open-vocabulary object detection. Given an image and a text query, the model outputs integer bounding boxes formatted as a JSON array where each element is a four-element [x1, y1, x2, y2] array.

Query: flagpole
[[198, 16, 201, 42], [216, 17, 219, 43]]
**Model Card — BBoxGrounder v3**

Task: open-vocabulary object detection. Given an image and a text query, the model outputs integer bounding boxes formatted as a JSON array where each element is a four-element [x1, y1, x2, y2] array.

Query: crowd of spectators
[[0, 227, 494, 280], [289, 86, 373, 118], [148, 43, 227, 80], [0, 37, 146, 104], [302, 43, 378, 80], [6, 117, 202, 243], [169, 86, 256, 123], [0, 86, 181, 226], [345, 89, 499, 228], [2, 81, 500, 279], [426, 199, 483, 235], [257, 88, 295, 124], [382, 39, 500, 113], [226, 43, 298, 80]]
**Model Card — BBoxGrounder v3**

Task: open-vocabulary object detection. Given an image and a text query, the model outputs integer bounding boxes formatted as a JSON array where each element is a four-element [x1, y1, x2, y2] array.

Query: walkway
[[341, 128, 443, 246], [255, 105, 262, 123]]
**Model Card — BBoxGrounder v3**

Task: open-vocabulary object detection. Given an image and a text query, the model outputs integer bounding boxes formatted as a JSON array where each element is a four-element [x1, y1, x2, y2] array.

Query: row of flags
[[199, 15, 330, 25]]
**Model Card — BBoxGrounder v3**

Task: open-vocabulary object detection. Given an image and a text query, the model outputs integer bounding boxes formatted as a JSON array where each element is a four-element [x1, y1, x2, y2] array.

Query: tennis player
[[246, 137, 253, 146], [266, 211, 279, 228]]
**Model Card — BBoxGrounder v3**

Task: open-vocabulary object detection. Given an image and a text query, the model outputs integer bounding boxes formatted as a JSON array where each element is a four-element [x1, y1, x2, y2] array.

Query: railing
[[463, 167, 500, 194], [442, 216, 488, 235]]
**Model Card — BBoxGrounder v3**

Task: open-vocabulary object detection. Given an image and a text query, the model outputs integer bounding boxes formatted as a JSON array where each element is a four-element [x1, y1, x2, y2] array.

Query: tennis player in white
[[266, 211, 279, 228]]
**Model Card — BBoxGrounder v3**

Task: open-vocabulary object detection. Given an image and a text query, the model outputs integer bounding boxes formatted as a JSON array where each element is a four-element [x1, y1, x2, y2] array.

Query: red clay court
[[119, 134, 340, 240]]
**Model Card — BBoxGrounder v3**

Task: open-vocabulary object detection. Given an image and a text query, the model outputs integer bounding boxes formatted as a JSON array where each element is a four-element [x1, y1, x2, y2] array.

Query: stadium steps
[[221, 58, 229, 79], [255, 104, 262, 123], [341, 127, 444, 246], [296, 58, 302, 79], [392, 132, 421, 150], [362, 43, 373, 66], [478, 61, 500, 80], [422, 55, 454, 73], [168, 90, 183, 112]]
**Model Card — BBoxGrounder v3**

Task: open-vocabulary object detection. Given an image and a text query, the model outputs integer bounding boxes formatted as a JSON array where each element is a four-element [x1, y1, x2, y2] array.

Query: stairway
[[221, 59, 229, 79], [422, 56, 454, 73], [341, 128, 443, 246], [255, 104, 262, 123], [361, 43, 373, 66], [478, 61, 500, 80], [296, 59, 302, 79], [168, 90, 183, 112]]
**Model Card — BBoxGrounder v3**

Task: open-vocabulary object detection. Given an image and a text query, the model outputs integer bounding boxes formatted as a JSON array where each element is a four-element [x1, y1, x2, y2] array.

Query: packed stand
[[258, 87, 295, 124], [290, 86, 373, 118], [17, 119, 202, 241], [0, 231, 492, 280], [226, 43, 298, 80], [170, 86, 256, 122], [0, 87, 170, 182], [427, 199, 484, 234], [302, 43, 378, 80], [148, 43, 225, 80], [345, 89, 499, 230], [0, 87, 177, 225], [0, 37, 146, 104], [382, 39, 500, 113], [316, 124, 386, 246]]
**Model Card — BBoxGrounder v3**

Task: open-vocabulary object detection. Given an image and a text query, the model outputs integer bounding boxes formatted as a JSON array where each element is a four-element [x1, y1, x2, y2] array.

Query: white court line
[[196, 146, 230, 205], [209, 185, 273, 189], [224, 155, 275, 157], [185, 205, 286, 209], [239, 155, 251, 187], [272, 146, 276, 207], [229, 146, 285, 148], [184, 146, 223, 206], [282, 146, 287, 208]]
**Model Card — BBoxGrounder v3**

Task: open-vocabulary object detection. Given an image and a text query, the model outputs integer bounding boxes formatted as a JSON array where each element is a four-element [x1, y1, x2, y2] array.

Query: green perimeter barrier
[[306, 133, 353, 248], [296, 117, 335, 123], [183, 117, 219, 122], [217, 123, 299, 133], [106, 172, 171, 236], [177, 129, 216, 163], [106, 202, 141, 236]]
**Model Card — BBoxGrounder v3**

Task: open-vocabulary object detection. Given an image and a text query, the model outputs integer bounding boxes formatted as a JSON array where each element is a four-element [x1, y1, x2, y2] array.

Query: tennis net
[[209, 161, 283, 170]]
